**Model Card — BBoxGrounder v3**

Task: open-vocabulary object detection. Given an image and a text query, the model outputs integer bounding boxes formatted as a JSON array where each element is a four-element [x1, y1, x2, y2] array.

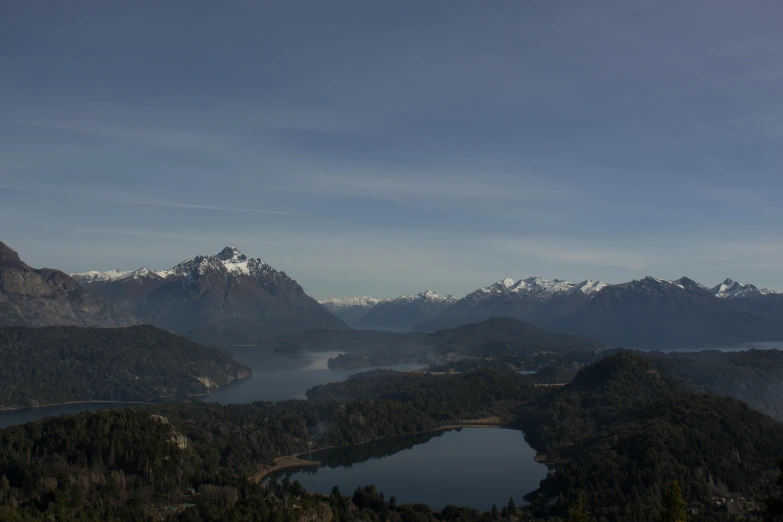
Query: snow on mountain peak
[[319, 296, 387, 309], [712, 278, 763, 299], [571, 279, 609, 295], [72, 269, 131, 283], [215, 246, 248, 264], [505, 276, 576, 297], [394, 290, 457, 303]]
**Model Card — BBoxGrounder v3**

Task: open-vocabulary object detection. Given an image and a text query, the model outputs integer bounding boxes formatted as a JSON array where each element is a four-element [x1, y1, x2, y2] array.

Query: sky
[[2, 0, 782, 299]]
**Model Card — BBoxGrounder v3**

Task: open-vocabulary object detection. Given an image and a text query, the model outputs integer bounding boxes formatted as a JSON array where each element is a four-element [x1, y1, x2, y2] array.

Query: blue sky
[[2, 0, 782, 299]]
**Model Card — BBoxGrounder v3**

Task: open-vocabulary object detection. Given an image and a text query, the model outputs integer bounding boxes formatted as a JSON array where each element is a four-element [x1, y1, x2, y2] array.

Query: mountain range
[[0, 241, 345, 342], [5, 238, 783, 348], [323, 276, 783, 347]]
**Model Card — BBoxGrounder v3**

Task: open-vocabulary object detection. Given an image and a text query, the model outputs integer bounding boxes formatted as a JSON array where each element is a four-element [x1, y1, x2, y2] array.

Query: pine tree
[[567, 492, 594, 522], [508, 497, 517, 516], [660, 481, 687, 522], [491, 504, 499, 519]]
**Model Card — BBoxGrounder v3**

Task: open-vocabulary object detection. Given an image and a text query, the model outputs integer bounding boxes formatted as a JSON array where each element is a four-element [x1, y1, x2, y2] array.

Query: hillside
[[429, 316, 604, 357], [519, 352, 783, 520], [0, 325, 250, 409], [268, 317, 604, 370], [0, 241, 134, 328]]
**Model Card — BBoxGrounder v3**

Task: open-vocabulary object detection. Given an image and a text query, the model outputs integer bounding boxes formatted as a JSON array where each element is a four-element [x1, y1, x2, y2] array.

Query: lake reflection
[[271, 428, 547, 511]]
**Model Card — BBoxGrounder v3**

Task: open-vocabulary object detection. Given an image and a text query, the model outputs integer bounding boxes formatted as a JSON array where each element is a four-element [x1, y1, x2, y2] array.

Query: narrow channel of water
[[0, 348, 423, 429]]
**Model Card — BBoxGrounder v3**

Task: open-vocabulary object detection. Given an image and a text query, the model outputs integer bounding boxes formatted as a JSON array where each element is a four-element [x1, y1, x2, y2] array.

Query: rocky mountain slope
[[74, 247, 347, 342], [551, 276, 780, 347], [0, 241, 135, 328]]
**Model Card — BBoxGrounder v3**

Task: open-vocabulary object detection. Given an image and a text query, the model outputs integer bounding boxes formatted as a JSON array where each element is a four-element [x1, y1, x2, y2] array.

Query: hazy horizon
[[3, 1, 782, 298]]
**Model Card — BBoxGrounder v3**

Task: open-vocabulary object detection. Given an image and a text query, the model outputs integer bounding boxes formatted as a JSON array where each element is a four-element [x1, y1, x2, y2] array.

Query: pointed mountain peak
[[711, 278, 762, 299], [214, 246, 247, 263], [571, 279, 609, 295], [0, 241, 23, 265]]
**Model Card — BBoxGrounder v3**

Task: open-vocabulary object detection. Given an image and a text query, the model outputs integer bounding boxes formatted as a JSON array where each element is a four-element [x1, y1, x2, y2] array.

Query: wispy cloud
[[0, 183, 307, 217]]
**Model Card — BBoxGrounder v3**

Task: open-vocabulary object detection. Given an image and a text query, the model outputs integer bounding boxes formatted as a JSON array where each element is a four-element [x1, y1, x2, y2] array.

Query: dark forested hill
[[642, 348, 783, 421], [0, 354, 781, 521], [428, 317, 604, 357], [519, 352, 783, 521], [0, 325, 250, 409], [270, 317, 604, 370]]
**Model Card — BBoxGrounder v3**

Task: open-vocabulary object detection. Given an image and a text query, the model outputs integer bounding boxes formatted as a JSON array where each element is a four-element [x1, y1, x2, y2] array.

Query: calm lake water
[[0, 348, 423, 429], [271, 428, 548, 511], [645, 340, 783, 353]]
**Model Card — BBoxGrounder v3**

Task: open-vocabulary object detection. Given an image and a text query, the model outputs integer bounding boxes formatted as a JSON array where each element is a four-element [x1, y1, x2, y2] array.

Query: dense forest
[[1, 353, 782, 521], [641, 349, 783, 421], [0, 325, 250, 409]]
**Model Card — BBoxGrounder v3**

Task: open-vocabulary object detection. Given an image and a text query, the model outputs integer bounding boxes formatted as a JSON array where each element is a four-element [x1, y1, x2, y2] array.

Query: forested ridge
[[0, 325, 250, 409], [0, 354, 782, 521]]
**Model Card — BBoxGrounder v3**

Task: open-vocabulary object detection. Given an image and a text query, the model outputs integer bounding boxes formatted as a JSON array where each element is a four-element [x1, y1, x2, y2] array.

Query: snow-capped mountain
[[551, 276, 782, 347], [353, 290, 458, 331], [569, 279, 609, 296], [711, 278, 775, 299], [504, 277, 577, 297], [393, 290, 458, 304], [72, 269, 134, 284], [320, 296, 389, 310], [319, 296, 390, 326], [72, 247, 347, 341], [416, 277, 608, 331]]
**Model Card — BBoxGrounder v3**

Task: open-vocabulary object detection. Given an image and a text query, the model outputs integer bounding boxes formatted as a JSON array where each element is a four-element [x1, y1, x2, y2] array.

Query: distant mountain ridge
[[323, 275, 782, 347], [319, 295, 391, 326], [354, 290, 457, 331], [73, 246, 348, 341]]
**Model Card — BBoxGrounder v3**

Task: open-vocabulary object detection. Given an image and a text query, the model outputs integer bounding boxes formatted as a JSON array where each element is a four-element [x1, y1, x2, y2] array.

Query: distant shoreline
[[0, 399, 160, 413], [252, 419, 509, 482]]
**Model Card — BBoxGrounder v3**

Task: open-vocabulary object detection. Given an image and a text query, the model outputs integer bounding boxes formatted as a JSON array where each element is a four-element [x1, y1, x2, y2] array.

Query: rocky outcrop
[[0, 241, 135, 327]]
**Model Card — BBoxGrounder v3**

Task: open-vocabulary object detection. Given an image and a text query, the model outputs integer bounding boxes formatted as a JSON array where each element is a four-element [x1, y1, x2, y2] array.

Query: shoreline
[[0, 399, 160, 413], [252, 419, 509, 483]]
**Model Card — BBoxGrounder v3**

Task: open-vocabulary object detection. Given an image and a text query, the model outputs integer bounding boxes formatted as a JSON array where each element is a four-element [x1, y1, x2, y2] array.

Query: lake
[[270, 428, 548, 511], [0, 348, 423, 429], [642, 340, 783, 353]]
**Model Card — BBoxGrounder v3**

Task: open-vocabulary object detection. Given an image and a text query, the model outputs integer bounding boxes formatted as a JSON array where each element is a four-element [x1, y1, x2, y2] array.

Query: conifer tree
[[660, 481, 687, 522], [567, 492, 594, 522]]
